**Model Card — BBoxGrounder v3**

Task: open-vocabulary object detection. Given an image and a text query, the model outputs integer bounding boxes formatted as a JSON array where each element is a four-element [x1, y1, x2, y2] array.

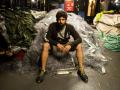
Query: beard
[[58, 23, 66, 30]]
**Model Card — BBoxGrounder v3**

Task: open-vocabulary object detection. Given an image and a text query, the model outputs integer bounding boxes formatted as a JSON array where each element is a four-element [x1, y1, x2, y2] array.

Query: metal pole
[[43, 0, 46, 11]]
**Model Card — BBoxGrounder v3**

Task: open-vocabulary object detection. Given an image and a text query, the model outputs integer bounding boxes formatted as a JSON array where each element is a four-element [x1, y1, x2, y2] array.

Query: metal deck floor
[[0, 48, 120, 90]]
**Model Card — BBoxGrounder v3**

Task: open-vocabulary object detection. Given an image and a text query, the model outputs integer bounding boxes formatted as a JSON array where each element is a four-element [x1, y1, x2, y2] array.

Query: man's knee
[[76, 43, 82, 50], [42, 42, 50, 50]]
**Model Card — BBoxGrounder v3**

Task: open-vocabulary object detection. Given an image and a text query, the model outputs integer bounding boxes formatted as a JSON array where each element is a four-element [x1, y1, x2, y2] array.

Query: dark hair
[[56, 10, 68, 20]]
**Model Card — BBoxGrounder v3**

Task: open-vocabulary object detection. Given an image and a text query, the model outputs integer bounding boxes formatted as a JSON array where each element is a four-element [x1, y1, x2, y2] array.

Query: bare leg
[[36, 42, 50, 83], [41, 42, 50, 71], [75, 43, 88, 83], [76, 43, 84, 73]]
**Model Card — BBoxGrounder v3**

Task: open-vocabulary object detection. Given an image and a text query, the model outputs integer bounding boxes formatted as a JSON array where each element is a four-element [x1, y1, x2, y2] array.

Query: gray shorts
[[50, 42, 77, 58]]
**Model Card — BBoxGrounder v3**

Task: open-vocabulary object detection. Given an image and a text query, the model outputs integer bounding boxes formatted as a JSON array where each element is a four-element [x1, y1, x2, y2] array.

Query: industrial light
[[31, 0, 35, 3]]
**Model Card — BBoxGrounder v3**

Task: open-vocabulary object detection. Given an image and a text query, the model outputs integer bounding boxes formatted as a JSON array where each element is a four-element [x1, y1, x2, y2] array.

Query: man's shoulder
[[66, 23, 74, 28]]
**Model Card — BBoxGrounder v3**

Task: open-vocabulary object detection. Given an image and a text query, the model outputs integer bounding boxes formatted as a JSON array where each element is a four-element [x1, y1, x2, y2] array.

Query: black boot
[[77, 69, 88, 83], [36, 70, 46, 83]]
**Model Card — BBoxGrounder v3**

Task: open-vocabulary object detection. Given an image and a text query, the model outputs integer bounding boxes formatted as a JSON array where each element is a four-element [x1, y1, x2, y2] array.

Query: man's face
[[57, 17, 66, 27]]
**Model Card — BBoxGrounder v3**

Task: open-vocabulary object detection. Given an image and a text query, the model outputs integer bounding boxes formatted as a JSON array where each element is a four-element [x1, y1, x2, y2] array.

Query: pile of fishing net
[[23, 9, 108, 74]]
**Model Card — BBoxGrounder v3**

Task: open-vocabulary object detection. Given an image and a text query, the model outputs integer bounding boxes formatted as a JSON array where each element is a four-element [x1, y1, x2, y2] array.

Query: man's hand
[[57, 43, 64, 51], [63, 45, 71, 53], [57, 43, 71, 54]]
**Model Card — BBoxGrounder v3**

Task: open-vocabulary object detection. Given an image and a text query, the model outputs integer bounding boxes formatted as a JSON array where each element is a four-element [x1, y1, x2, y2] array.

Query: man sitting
[[36, 10, 88, 83]]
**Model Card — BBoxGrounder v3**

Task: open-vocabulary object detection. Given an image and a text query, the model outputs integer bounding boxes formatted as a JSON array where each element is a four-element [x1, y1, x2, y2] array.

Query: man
[[36, 10, 88, 83]]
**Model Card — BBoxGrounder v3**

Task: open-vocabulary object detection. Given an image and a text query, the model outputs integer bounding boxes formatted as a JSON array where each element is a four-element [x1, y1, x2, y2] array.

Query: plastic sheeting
[[30, 10, 47, 20], [0, 15, 10, 45], [94, 13, 120, 51], [24, 9, 108, 74]]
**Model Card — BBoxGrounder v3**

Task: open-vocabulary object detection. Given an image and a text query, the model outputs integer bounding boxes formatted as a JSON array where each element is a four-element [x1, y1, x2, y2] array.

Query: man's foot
[[36, 70, 46, 83], [77, 70, 88, 83]]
